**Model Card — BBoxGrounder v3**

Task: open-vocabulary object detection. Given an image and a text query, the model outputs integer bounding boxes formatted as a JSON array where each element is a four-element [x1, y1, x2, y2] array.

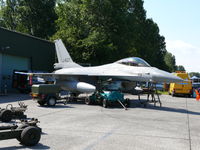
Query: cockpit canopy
[[116, 57, 151, 67]]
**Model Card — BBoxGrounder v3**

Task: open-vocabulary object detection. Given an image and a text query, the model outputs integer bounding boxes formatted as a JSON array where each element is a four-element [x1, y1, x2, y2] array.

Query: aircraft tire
[[20, 126, 41, 146], [125, 98, 130, 107], [0, 109, 12, 122], [37, 101, 46, 106], [85, 97, 92, 105], [47, 97, 56, 106]]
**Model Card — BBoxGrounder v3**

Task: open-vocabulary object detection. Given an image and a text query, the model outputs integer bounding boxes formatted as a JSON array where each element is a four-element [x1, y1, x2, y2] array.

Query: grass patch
[[157, 90, 169, 95]]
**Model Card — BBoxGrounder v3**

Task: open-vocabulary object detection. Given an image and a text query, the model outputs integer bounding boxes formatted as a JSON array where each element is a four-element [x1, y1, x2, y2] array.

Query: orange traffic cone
[[195, 90, 200, 101]]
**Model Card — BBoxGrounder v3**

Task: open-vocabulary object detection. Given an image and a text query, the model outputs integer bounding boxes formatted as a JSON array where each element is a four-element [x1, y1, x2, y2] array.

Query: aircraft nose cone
[[152, 68, 183, 83]]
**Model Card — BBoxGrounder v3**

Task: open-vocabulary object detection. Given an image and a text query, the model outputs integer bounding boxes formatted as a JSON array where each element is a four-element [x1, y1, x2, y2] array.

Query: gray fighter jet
[[32, 39, 182, 94]]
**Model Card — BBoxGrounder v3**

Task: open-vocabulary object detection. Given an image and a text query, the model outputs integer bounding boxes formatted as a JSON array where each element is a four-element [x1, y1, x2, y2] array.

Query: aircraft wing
[[14, 72, 55, 78], [44, 72, 149, 82], [15, 71, 151, 82]]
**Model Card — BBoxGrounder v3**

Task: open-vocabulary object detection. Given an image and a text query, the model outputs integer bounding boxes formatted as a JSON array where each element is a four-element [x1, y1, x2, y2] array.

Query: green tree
[[176, 65, 186, 72], [0, 0, 5, 26], [189, 72, 200, 78], [164, 52, 176, 72], [54, 0, 132, 64], [53, 0, 167, 68], [1, 0, 57, 39], [128, 0, 167, 69], [0, 0, 18, 29]]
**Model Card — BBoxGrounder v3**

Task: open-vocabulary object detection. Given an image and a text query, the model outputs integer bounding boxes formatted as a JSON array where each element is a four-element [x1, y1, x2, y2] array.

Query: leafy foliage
[[53, 0, 167, 68], [0, 0, 5, 26], [1, 0, 57, 39], [0, 0, 186, 71], [189, 72, 200, 78], [176, 65, 185, 71], [164, 52, 176, 72]]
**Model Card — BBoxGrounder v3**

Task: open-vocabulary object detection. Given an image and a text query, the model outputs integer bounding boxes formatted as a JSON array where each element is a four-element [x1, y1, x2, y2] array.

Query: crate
[[31, 84, 61, 94]]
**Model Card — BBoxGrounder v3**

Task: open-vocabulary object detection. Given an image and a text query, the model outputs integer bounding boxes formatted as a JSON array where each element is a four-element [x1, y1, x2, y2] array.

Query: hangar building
[[0, 27, 55, 92]]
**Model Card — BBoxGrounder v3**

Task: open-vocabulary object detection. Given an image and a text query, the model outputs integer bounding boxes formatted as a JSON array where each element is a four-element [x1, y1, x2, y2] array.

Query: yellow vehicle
[[169, 71, 192, 97]]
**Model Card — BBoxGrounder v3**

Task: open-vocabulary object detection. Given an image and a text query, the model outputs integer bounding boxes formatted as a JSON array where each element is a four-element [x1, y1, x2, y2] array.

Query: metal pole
[[117, 100, 127, 110]]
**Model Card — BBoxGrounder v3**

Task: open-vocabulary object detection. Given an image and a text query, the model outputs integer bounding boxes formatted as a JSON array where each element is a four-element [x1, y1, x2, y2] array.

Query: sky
[[143, 0, 200, 72]]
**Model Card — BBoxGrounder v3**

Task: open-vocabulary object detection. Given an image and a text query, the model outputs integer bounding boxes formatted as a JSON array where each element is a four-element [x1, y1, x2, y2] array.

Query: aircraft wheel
[[20, 126, 41, 146], [85, 97, 92, 105], [0, 109, 12, 122], [47, 97, 56, 106], [37, 101, 46, 106], [125, 98, 130, 107], [102, 99, 108, 108]]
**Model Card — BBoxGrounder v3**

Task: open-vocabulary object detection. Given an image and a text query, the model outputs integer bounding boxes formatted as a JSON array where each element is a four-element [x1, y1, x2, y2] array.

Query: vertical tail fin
[[54, 39, 81, 69], [54, 39, 74, 63]]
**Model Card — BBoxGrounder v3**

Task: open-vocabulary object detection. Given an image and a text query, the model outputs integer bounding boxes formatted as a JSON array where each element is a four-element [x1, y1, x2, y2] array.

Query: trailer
[[31, 84, 68, 106], [86, 90, 130, 110], [0, 118, 41, 146], [0, 102, 27, 122]]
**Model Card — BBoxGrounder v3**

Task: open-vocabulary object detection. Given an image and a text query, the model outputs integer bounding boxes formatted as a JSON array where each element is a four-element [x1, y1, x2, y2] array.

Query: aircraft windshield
[[116, 57, 151, 67]]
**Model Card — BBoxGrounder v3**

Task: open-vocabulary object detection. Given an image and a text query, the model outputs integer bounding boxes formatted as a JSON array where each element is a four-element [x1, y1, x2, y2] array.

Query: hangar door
[[0, 54, 30, 91]]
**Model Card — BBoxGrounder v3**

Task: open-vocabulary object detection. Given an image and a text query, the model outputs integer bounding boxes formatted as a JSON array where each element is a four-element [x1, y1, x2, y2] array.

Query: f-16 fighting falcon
[[17, 39, 183, 94]]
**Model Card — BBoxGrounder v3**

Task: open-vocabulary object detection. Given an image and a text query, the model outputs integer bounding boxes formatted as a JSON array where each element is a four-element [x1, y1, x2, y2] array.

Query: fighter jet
[[29, 39, 182, 94]]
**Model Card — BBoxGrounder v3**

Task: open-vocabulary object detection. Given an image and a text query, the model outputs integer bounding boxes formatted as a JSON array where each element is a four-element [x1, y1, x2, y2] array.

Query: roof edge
[[0, 26, 54, 44]]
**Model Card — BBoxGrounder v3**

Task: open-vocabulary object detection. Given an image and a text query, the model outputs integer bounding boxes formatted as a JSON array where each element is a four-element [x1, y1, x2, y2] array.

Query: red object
[[195, 90, 200, 101], [29, 75, 33, 85]]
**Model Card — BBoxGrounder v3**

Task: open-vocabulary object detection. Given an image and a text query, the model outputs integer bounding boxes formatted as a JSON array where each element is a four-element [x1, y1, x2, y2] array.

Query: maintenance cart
[[85, 90, 130, 110], [0, 102, 27, 122], [0, 118, 41, 146], [31, 84, 67, 106]]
